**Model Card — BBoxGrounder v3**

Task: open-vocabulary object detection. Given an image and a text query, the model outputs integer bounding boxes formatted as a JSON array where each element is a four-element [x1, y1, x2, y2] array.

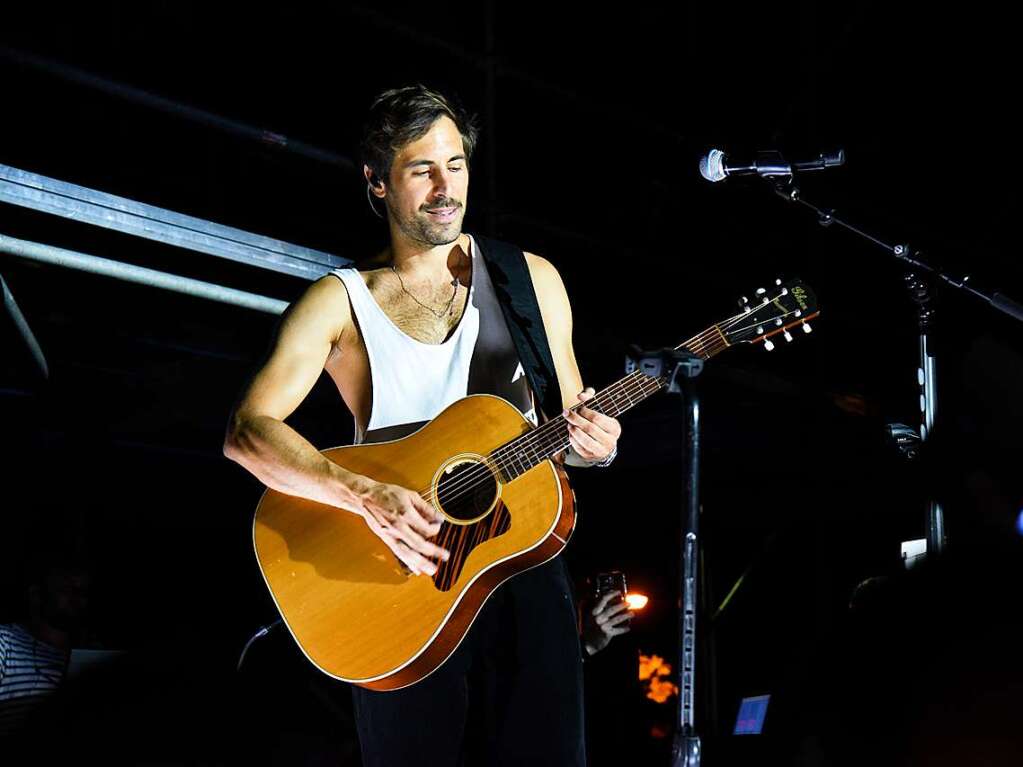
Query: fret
[[524, 441, 540, 470], [601, 390, 626, 421], [514, 450, 527, 476], [489, 369, 668, 478], [622, 384, 636, 408]]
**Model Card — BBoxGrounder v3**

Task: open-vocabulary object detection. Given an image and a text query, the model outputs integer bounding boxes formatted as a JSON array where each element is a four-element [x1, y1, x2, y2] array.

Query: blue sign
[[734, 694, 770, 735]]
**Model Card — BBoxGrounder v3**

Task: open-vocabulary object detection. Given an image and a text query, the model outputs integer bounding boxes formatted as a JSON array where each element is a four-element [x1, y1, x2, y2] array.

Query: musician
[[224, 84, 621, 766]]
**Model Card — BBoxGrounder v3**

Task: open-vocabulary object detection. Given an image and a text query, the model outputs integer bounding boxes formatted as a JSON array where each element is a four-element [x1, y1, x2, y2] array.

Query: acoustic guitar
[[253, 279, 818, 690]]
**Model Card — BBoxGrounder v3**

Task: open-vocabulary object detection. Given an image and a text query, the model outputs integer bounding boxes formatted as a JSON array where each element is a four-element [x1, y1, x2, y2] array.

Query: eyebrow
[[402, 154, 466, 169]]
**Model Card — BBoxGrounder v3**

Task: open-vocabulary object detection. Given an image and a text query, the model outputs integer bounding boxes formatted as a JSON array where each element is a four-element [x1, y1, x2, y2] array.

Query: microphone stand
[[764, 177, 1023, 554], [627, 347, 705, 767]]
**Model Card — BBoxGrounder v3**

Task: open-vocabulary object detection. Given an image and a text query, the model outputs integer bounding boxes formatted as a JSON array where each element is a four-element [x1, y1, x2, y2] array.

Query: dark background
[[2, 2, 1022, 764]]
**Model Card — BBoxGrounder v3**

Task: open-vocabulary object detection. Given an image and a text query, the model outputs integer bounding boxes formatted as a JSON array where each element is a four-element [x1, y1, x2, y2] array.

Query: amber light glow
[[638, 653, 679, 703], [625, 592, 648, 610]]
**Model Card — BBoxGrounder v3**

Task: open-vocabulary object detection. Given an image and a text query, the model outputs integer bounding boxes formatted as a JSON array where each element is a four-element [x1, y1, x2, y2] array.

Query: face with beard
[[369, 115, 469, 247]]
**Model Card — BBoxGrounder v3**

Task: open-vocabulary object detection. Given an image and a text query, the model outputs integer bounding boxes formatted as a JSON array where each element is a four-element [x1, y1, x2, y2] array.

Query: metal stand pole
[[628, 347, 705, 767], [906, 273, 946, 554], [626, 345, 706, 766], [672, 365, 703, 767]]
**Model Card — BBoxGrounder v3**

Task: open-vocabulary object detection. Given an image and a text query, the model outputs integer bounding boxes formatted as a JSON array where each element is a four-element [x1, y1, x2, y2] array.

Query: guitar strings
[[420, 342, 702, 507], [500, 306, 807, 467], [417, 330, 734, 509], [421, 373, 667, 525], [415, 360, 684, 510], [416, 303, 807, 514], [412, 298, 811, 571], [423, 349, 743, 515], [413, 376, 665, 526], [416, 313, 744, 505], [424, 362, 671, 493], [414, 343, 708, 503]]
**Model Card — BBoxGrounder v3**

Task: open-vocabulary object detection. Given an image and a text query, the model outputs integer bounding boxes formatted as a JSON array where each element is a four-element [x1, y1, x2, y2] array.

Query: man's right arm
[[222, 275, 367, 510], [222, 275, 449, 575]]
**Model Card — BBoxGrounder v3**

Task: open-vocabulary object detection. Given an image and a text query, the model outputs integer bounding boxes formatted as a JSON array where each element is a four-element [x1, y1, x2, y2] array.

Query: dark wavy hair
[[360, 84, 480, 184]]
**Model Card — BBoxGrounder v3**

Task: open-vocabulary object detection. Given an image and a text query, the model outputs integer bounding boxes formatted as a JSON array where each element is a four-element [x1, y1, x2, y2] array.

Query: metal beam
[[0, 163, 350, 279], [1, 272, 49, 379], [1, 232, 289, 315]]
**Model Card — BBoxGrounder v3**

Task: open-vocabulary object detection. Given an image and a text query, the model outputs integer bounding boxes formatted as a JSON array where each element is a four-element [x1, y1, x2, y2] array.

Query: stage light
[[625, 592, 648, 610], [1016, 509, 1023, 536], [638, 653, 678, 703]]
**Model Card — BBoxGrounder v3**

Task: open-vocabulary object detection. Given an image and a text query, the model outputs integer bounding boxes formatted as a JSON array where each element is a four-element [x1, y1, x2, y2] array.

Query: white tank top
[[331, 233, 538, 443]]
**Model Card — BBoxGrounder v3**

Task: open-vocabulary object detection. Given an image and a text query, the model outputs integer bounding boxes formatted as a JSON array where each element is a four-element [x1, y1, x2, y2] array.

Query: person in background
[[582, 589, 635, 657], [0, 549, 92, 740]]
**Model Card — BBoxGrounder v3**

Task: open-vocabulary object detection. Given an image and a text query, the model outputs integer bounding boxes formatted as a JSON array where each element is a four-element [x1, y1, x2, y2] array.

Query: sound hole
[[436, 460, 498, 523]]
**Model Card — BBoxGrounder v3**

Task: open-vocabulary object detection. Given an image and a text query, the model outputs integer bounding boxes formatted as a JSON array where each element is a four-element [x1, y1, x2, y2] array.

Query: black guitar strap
[[473, 234, 562, 423]]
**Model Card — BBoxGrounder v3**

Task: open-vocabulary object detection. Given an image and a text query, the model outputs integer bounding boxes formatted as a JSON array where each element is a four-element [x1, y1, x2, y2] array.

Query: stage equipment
[[1, 272, 48, 379], [699, 148, 844, 183], [0, 164, 348, 280], [625, 344, 704, 767], [702, 150, 1023, 554]]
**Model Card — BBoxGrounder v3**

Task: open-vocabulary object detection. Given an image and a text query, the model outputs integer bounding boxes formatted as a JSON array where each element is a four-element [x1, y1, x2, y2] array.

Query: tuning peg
[[763, 339, 775, 351], [755, 288, 766, 296], [775, 318, 783, 326], [783, 330, 793, 342], [794, 310, 802, 317], [802, 322, 813, 334]]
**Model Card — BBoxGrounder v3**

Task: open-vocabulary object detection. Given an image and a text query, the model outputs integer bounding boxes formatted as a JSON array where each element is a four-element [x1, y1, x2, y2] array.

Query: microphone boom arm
[[771, 180, 1023, 324]]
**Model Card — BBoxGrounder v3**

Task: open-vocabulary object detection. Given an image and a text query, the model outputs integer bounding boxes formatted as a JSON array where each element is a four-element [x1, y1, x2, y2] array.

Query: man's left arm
[[525, 253, 620, 467]]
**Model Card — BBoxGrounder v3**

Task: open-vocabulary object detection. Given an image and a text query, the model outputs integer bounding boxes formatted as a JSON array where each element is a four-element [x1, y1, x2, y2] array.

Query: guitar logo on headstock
[[720, 279, 819, 352]]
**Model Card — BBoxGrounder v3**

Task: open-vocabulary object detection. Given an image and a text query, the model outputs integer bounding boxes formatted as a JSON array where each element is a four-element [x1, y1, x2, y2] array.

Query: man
[[224, 84, 620, 766]]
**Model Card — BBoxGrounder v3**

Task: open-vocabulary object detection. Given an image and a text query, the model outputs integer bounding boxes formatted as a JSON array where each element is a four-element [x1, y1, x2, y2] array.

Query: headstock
[[718, 279, 819, 351]]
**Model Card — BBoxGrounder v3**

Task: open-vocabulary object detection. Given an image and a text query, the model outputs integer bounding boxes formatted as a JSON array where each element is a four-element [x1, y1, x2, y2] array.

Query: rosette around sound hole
[[436, 459, 499, 524]]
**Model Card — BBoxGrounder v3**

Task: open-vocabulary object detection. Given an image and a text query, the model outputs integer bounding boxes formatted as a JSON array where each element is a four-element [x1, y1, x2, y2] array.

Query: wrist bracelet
[[593, 445, 618, 468]]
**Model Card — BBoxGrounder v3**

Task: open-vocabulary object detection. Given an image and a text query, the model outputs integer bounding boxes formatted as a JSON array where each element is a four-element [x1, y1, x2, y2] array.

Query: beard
[[389, 196, 465, 247]]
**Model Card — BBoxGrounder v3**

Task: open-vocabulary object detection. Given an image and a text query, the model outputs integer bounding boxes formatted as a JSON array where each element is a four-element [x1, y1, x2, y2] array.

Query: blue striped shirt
[[0, 623, 68, 739]]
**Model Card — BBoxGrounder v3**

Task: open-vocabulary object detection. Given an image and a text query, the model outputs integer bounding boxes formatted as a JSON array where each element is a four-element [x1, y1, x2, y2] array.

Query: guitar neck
[[492, 325, 729, 481]]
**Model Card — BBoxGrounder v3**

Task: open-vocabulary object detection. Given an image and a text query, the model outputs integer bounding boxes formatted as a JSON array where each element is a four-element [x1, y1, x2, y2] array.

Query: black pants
[[351, 556, 586, 767]]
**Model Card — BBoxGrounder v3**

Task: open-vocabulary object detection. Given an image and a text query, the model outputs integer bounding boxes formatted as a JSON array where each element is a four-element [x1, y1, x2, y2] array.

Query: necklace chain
[[391, 263, 463, 318]]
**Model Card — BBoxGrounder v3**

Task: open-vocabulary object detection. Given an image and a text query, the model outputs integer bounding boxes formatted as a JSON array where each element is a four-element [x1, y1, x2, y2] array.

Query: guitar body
[[253, 394, 576, 691]]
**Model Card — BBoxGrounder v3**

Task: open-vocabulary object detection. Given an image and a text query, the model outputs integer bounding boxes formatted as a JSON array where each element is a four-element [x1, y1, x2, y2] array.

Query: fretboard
[[490, 332, 722, 481]]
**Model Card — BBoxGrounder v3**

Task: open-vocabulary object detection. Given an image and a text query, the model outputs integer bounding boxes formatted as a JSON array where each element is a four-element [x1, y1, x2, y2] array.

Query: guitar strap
[[473, 234, 562, 423]]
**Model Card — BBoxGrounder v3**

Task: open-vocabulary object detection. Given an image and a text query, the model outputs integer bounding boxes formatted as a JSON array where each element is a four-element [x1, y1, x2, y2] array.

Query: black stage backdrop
[[2, 3, 1020, 765]]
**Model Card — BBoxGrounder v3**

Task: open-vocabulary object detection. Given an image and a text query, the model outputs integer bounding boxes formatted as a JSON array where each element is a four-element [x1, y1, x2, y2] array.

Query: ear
[[363, 164, 386, 198]]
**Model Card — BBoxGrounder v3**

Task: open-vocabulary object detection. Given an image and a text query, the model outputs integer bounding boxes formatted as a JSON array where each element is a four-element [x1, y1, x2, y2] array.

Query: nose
[[431, 167, 452, 197]]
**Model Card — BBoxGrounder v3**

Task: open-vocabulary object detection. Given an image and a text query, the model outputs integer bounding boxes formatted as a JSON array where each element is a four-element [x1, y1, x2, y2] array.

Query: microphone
[[699, 148, 845, 183]]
